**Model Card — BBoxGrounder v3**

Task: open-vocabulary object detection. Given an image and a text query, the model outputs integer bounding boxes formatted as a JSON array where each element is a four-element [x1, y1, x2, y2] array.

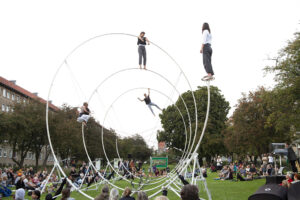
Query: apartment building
[[0, 76, 57, 167]]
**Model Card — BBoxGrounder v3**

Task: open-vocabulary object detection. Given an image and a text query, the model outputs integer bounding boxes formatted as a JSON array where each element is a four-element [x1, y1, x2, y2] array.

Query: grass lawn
[[2, 172, 265, 200]]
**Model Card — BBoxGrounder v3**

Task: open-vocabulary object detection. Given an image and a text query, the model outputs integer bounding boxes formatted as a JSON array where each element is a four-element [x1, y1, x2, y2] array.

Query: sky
[[1, 0, 300, 149]]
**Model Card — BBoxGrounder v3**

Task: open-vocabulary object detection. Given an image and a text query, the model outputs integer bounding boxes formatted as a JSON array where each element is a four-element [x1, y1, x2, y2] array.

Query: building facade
[[0, 76, 57, 167]]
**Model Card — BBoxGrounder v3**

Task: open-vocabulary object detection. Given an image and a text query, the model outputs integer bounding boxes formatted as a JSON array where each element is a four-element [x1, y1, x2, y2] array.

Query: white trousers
[[77, 114, 90, 123]]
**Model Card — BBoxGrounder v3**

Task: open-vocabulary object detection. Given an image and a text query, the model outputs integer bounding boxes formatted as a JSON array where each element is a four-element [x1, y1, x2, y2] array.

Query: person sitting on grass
[[120, 187, 135, 200], [259, 164, 267, 176], [219, 165, 229, 179], [280, 173, 293, 186], [210, 164, 217, 172], [249, 164, 257, 178], [281, 180, 291, 188], [239, 165, 246, 177], [31, 190, 41, 200]]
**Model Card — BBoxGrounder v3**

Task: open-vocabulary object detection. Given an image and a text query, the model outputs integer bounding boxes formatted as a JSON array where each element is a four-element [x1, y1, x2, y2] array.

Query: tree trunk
[[35, 150, 40, 171], [43, 146, 51, 167]]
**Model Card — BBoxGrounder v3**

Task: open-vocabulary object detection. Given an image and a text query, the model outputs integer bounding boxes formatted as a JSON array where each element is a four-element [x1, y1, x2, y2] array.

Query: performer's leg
[[147, 104, 155, 116]]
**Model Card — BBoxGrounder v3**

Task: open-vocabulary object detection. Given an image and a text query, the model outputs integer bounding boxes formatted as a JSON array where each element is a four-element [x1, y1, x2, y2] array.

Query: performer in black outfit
[[137, 32, 150, 70], [138, 88, 162, 116], [286, 143, 298, 172]]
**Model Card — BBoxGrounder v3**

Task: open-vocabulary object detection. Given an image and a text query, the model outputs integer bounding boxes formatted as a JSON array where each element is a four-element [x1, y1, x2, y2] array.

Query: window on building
[[3, 149, 7, 157], [7, 91, 10, 99], [2, 104, 5, 112], [23, 99, 26, 103], [0, 148, 2, 157], [6, 106, 10, 112], [12, 94, 15, 101], [17, 96, 20, 102], [2, 89, 6, 97], [9, 150, 13, 158]]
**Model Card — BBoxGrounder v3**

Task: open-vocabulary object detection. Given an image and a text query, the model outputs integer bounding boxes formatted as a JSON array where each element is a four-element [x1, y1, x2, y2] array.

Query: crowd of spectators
[[213, 152, 299, 183], [0, 163, 202, 200]]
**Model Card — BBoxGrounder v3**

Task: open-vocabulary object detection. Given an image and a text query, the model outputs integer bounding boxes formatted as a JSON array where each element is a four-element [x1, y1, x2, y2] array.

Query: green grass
[[3, 172, 265, 200]]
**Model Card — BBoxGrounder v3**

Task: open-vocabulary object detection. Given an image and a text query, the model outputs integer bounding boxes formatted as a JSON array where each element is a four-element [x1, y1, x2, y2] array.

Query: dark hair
[[140, 32, 145, 36], [180, 184, 199, 200], [33, 190, 41, 198], [202, 22, 211, 33], [61, 188, 71, 200]]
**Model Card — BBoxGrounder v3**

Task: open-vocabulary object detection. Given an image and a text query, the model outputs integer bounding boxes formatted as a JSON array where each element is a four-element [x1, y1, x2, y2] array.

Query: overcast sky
[[1, 0, 299, 148]]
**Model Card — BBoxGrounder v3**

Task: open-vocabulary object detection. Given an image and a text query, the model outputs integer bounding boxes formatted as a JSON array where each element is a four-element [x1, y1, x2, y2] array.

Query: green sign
[[150, 157, 168, 168]]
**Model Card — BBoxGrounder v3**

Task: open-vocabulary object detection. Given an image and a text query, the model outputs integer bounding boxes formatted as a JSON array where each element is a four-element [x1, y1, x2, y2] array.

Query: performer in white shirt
[[200, 22, 214, 80]]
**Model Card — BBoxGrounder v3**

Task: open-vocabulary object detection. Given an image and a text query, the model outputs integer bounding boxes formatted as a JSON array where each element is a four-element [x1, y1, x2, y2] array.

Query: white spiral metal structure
[[46, 33, 212, 199]]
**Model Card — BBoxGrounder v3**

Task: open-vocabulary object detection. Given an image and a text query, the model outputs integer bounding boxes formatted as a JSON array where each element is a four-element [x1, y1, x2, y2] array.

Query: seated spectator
[[180, 184, 199, 200], [31, 190, 40, 200], [137, 191, 148, 200], [210, 164, 216, 172], [282, 180, 291, 188], [16, 175, 25, 190], [259, 164, 267, 176], [239, 166, 246, 177], [24, 175, 36, 190], [109, 188, 119, 200], [120, 187, 135, 200], [14, 188, 25, 200], [248, 164, 257, 179], [224, 168, 233, 180], [280, 173, 293, 186], [292, 173, 300, 184], [219, 166, 229, 179], [6, 168, 14, 186], [95, 185, 109, 200], [61, 188, 75, 200]]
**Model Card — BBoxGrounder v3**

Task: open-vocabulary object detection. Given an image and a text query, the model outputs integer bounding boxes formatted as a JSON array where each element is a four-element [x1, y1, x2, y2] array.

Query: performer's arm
[[138, 97, 144, 102], [146, 37, 150, 45]]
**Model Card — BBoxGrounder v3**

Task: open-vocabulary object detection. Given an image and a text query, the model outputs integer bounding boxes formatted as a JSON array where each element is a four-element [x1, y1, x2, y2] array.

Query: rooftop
[[0, 76, 59, 111]]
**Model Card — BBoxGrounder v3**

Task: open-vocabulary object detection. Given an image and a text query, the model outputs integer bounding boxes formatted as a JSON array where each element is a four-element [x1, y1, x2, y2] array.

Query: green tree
[[158, 86, 230, 162], [264, 32, 300, 138], [224, 87, 286, 157]]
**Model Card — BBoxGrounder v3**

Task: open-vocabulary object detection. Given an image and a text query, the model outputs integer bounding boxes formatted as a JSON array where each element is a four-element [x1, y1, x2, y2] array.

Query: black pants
[[290, 160, 298, 172], [203, 44, 214, 75], [138, 46, 147, 66]]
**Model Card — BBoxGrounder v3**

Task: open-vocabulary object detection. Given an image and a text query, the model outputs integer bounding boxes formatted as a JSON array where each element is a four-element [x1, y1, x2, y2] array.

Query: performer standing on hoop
[[137, 31, 150, 70], [77, 102, 90, 125], [138, 88, 162, 116], [200, 23, 214, 80]]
